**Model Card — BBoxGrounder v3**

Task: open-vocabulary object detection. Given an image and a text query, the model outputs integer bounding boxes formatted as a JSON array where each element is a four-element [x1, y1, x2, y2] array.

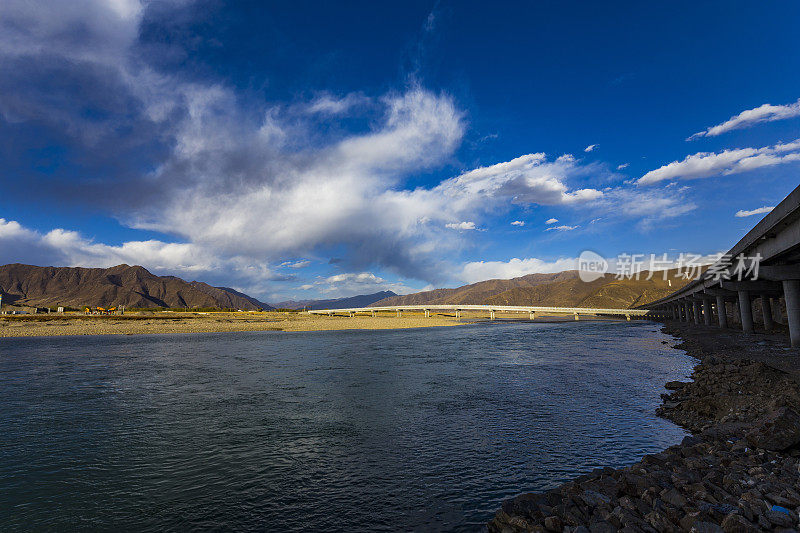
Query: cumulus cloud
[[446, 221, 476, 230], [0, 0, 689, 292], [433, 153, 604, 208], [458, 252, 726, 285], [510, 220, 525, 226], [459, 257, 579, 284], [637, 139, 800, 185], [735, 206, 774, 217], [545, 218, 559, 224], [303, 272, 415, 297], [545, 225, 578, 232], [688, 98, 800, 140], [584, 144, 597, 152], [0, 217, 284, 298]]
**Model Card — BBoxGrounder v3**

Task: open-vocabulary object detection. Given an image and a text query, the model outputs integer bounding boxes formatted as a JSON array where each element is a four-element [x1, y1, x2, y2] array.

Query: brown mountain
[[0, 263, 273, 310], [372, 269, 691, 309]]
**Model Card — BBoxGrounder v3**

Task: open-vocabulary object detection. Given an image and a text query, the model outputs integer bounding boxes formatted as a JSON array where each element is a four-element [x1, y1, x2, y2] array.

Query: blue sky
[[1, 1, 799, 302]]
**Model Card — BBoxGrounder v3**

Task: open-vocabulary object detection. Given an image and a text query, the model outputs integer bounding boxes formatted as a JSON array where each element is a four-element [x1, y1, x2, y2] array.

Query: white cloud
[[305, 93, 368, 115], [432, 153, 604, 209], [279, 260, 311, 269], [584, 144, 597, 152], [510, 220, 525, 226], [688, 98, 800, 140], [445, 221, 476, 230], [545, 225, 578, 232], [545, 218, 559, 224], [0, 217, 285, 298], [597, 187, 696, 230], [0, 1, 687, 290], [305, 271, 416, 297], [637, 139, 800, 185], [459, 257, 579, 284], [617, 163, 629, 170], [459, 252, 727, 285], [735, 206, 774, 217]]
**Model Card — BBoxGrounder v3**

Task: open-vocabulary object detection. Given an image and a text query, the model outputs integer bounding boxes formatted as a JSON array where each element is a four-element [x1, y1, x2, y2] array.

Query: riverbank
[[0, 311, 465, 337], [489, 321, 800, 532], [0, 311, 634, 338]]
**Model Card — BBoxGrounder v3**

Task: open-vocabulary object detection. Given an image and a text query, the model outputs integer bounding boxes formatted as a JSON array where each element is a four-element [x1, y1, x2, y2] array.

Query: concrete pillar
[[684, 301, 691, 322], [455, 310, 461, 318], [716, 296, 728, 329], [738, 290, 753, 333], [349, 311, 354, 318], [397, 309, 402, 318], [424, 309, 430, 318], [490, 310, 496, 320], [529, 311, 535, 320], [760, 294, 773, 333], [774, 298, 783, 323], [574, 312, 579, 321], [782, 280, 800, 347], [371, 310, 376, 317], [703, 298, 712, 326], [626, 314, 631, 321], [692, 301, 701, 325]]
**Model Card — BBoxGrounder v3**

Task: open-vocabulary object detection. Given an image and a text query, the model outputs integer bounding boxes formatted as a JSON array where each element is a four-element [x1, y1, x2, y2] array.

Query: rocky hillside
[[0, 263, 273, 310], [372, 269, 691, 309]]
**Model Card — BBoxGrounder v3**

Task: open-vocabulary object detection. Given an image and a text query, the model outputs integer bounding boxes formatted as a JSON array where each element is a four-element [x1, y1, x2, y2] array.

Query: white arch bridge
[[307, 304, 652, 321]]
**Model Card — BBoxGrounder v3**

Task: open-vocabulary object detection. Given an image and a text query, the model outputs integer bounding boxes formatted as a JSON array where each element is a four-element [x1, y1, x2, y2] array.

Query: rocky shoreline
[[488, 322, 800, 532]]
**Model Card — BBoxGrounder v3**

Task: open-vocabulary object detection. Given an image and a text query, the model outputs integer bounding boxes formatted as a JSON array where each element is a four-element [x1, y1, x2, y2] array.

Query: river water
[[0, 321, 695, 531]]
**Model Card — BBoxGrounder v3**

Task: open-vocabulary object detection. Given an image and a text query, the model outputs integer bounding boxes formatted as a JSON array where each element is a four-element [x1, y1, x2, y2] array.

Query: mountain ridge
[[0, 263, 273, 310], [371, 269, 691, 309]]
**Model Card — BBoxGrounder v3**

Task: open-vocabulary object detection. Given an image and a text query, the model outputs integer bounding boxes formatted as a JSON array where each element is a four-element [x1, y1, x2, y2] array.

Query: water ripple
[[0, 321, 695, 531]]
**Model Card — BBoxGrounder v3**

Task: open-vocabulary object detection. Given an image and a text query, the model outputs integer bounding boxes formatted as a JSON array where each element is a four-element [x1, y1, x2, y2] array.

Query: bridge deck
[[307, 304, 649, 315]]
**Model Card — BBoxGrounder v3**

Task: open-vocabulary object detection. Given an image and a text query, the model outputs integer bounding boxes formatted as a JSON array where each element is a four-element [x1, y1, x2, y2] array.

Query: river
[[0, 321, 695, 531]]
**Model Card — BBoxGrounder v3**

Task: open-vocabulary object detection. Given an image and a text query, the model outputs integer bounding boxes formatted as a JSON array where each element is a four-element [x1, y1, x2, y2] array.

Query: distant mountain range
[[371, 269, 691, 309], [273, 291, 397, 310], [0, 263, 692, 313], [0, 264, 273, 310]]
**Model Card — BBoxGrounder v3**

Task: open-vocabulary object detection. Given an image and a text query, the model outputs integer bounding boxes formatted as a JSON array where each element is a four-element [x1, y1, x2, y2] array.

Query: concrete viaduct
[[641, 183, 800, 347], [308, 304, 649, 321]]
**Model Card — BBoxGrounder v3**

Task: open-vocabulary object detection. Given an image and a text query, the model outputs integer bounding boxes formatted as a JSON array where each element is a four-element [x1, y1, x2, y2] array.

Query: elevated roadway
[[643, 183, 800, 346]]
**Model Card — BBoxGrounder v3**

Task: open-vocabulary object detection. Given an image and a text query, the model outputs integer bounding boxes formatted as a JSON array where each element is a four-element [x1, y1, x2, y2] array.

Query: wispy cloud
[[688, 98, 800, 140], [510, 220, 525, 226], [735, 206, 774, 217], [279, 260, 311, 269], [445, 221, 476, 230], [305, 93, 368, 115], [545, 218, 559, 224], [584, 144, 597, 152], [637, 139, 800, 185], [545, 225, 578, 232], [617, 163, 629, 170]]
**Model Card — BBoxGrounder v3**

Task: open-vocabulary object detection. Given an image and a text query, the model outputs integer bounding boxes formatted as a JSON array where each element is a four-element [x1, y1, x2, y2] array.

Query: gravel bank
[[488, 322, 800, 532], [0, 312, 463, 337]]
